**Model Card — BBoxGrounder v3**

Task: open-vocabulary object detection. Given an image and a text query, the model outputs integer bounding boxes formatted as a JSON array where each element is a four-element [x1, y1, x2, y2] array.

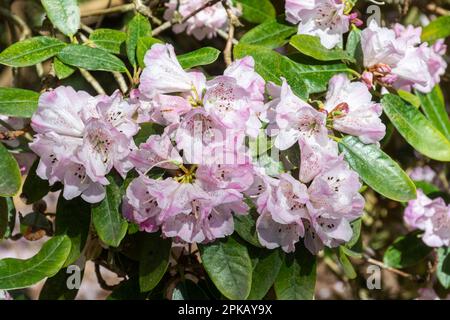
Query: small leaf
[[383, 232, 432, 268], [421, 16, 450, 43], [54, 57, 75, 80], [90, 29, 126, 54], [338, 247, 357, 279], [0, 36, 65, 67], [238, 0, 276, 24], [22, 159, 50, 204], [126, 14, 152, 68], [338, 136, 416, 202], [290, 34, 355, 63], [240, 18, 297, 49], [133, 122, 164, 145], [0, 87, 39, 118], [136, 36, 163, 69], [0, 198, 15, 239], [41, 0, 80, 36], [199, 236, 253, 300], [172, 280, 209, 300], [437, 247, 450, 289], [413, 181, 440, 195], [234, 211, 262, 248], [58, 44, 128, 73], [139, 232, 172, 292], [0, 143, 21, 197], [92, 176, 128, 247], [178, 47, 221, 69], [346, 28, 363, 66], [274, 244, 316, 300], [0, 235, 71, 290], [382, 94, 450, 162]]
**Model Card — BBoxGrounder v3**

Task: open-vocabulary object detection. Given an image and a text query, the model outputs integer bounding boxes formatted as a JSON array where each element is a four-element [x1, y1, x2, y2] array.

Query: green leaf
[[54, 57, 75, 80], [107, 276, 148, 300], [0, 235, 71, 290], [247, 248, 283, 300], [126, 14, 152, 68], [338, 136, 416, 202], [58, 44, 128, 73], [0, 143, 21, 197], [290, 34, 355, 63], [21, 159, 50, 205], [382, 94, 450, 162], [338, 247, 357, 279], [39, 267, 83, 300], [138, 232, 172, 292], [240, 18, 297, 49], [238, 0, 276, 24], [417, 86, 450, 141], [199, 236, 252, 300], [0, 197, 15, 239], [421, 16, 450, 43], [0, 36, 65, 67], [274, 245, 316, 300], [413, 180, 440, 195], [398, 90, 421, 108], [178, 47, 221, 69], [234, 211, 262, 248], [437, 247, 450, 289], [41, 0, 80, 36], [136, 36, 163, 69], [0, 87, 39, 117], [346, 28, 363, 66], [346, 218, 362, 250], [133, 122, 164, 145], [172, 280, 209, 300], [383, 232, 432, 268], [92, 176, 128, 247], [90, 28, 126, 54], [55, 196, 91, 266]]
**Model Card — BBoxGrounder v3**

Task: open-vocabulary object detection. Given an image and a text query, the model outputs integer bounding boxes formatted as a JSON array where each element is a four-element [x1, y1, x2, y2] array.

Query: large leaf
[[240, 18, 297, 49], [247, 247, 283, 300], [55, 196, 91, 266], [178, 47, 221, 69], [382, 94, 450, 161], [0, 235, 71, 290], [0, 36, 65, 67], [22, 159, 50, 205], [338, 136, 416, 202], [290, 34, 355, 63], [417, 86, 450, 141], [199, 236, 253, 300], [41, 0, 80, 36], [91, 176, 128, 247], [139, 233, 172, 292], [421, 16, 450, 43], [274, 245, 316, 300], [90, 29, 126, 55], [383, 232, 432, 268], [58, 44, 128, 73], [136, 36, 163, 68], [0, 197, 15, 239], [0, 87, 39, 117], [0, 143, 21, 197], [39, 267, 83, 300], [172, 280, 209, 300], [238, 0, 276, 24], [126, 14, 152, 68], [437, 247, 450, 289]]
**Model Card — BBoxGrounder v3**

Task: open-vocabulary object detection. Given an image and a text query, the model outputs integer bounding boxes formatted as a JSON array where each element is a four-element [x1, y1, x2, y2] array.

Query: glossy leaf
[[126, 14, 152, 68], [58, 44, 128, 73], [346, 27, 363, 66], [238, 0, 276, 24], [339, 136, 416, 202], [234, 211, 262, 248], [437, 247, 450, 289], [382, 94, 450, 161], [54, 57, 75, 80], [90, 28, 126, 54], [0, 36, 65, 67], [383, 232, 432, 268], [178, 47, 221, 69], [172, 280, 209, 300], [136, 36, 163, 68], [22, 159, 50, 205], [41, 0, 80, 36], [199, 236, 253, 300], [240, 18, 297, 49], [0, 197, 15, 239], [0, 235, 71, 290], [417, 86, 450, 141], [421, 16, 450, 43], [0, 87, 39, 118], [0, 143, 21, 197]]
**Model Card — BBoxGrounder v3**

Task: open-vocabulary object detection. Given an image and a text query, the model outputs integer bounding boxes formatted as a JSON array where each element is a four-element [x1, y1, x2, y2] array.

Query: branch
[[223, 0, 239, 66], [0, 7, 32, 40], [80, 3, 135, 17], [364, 255, 422, 281], [79, 68, 106, 95], [426, 3, 450, 16]]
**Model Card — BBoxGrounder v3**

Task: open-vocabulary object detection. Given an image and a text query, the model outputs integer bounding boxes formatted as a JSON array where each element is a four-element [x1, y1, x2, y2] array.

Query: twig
[[133, 0, 162, 24], [364, 255, 421, 280], [80, 3, 135, 17], [94, 263, 120, 291], [0, 7, 32, 40], [426, 3, 450, 16], [223, 1, 238, 66], [79, 69, 106, 95]]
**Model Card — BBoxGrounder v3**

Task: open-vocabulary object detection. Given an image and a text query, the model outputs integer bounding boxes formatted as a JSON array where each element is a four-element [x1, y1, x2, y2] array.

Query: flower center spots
[[87, 128, 112, 164]]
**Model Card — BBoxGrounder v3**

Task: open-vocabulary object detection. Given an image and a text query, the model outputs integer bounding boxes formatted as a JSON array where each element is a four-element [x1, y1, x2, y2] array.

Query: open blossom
[[404, 189, 450, 247], [408, 165, 436, 183], [29, 87, 138, 203], [285, 0, 352, 49], [163, 0, 240, 40], [416, 288, 450, 300], [361, 21, 447, 93], [324, 74, 386, 144]]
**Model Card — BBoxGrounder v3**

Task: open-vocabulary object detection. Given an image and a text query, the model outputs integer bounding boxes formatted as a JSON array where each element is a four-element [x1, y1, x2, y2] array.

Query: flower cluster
[[404, 190, 450, 247], [163, 0, 241, 40]]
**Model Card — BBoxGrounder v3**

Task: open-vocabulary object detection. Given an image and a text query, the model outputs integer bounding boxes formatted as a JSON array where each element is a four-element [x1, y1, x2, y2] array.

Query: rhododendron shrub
[[0, 0, 450, 301]]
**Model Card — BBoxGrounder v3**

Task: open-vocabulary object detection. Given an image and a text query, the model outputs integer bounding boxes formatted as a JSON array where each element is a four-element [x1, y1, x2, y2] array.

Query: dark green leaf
[[137, 36, 163, 69], [339, 136, 416, 202], [58, 44, 128, 73], [421, 16, 450, 43], [240, 18, 297, 49], [290, 34, 355, 62], [338, 247, 357, 279], [178, 47, 221, 69], [0, 36, 65, 67], [234, 211, 262, 248], [346, 28, 363, 66], [413, 181, 440, 195], [90, 28, 126, 54], [92, 176, 128, 247], [0, 143, 21, 197], [41, 0, 80, 36], [126, 14, 152, 68], [22, 159, 50, 204], [417, 86, 450, 141], [133, 122, 164, 145], [0, 235, 71, 290], [39, 267, 83, 300], [0, 87, 39, 118], [54, 57, 75, 80], [238, 0, 276, 24], [107, 276, 148, 300], [437, 247, 450, 289], [0, 197, 15, 239], [172, 280, 209, 300], [382, 94, 450, 161], [383, 232, 432, 268], [199, 236, 252, 300]]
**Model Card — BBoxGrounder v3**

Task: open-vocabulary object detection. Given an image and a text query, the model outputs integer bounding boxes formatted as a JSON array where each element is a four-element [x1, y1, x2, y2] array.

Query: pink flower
[[416, 288, 450, 300], [298, 137, 338, 183], [408, 166, 436, 183], [285, 0, 351, 49], [324, 74, 386, 144], [0, 290, 12, 300]]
